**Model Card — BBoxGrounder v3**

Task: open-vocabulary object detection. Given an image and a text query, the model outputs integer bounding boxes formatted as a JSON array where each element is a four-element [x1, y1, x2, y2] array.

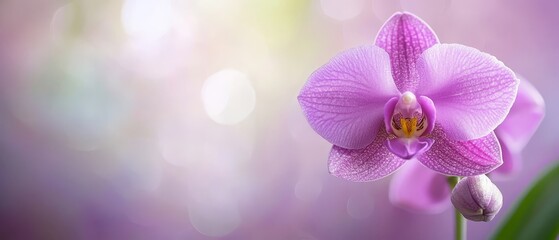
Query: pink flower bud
[[451, 175, 503, 222]]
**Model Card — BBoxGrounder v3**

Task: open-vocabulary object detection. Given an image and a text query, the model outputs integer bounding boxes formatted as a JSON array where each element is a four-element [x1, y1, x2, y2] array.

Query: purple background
[[0, 0, 558, 239]]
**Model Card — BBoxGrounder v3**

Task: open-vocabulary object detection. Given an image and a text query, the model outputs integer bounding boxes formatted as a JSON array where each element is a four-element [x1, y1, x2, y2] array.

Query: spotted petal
[[375, 12, 439, 92], [390, 161, 450, 213], [417, 125, 503, 176], [416, 44, 519, 141], [298, 45, 399, 149], [329, 127, 405, 182]]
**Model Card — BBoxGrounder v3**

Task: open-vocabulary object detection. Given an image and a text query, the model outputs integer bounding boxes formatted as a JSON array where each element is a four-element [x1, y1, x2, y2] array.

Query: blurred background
[[0, 0, 558, 239]]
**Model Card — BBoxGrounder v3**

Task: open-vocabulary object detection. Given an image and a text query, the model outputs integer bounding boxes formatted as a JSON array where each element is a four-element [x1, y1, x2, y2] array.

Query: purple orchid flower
[[298, 12, 519, 181], [390, 79, 545, 213]]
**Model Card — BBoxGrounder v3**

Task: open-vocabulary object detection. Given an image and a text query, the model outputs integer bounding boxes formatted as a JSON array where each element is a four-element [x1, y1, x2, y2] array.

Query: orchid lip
[[385, 92, 437, 159], [386, 137, 434, 160]]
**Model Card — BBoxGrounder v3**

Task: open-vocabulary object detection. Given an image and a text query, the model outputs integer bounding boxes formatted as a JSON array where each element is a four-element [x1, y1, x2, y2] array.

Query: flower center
[[391, 92, 428, 138]]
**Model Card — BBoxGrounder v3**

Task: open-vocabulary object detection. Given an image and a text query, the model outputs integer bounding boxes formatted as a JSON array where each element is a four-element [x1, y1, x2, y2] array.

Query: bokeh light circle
[[201, 69, 256, 125], [121, 0, 173, 41]]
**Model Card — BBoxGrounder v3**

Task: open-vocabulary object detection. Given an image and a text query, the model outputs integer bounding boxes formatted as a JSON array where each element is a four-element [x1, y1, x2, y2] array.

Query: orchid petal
[[492, 137, 522, 179], [384, 97, 399, 134], [298, 45, 399, 149], [329, 127, 405, 181], [416, 44, 519, 141], [386, 137, 433, 160], [495, 79, 545, 151], [417, 125, 503, 176], [389, 161, 450, 213], [418, 96, 436, 135], [375, 12, 439, 92]]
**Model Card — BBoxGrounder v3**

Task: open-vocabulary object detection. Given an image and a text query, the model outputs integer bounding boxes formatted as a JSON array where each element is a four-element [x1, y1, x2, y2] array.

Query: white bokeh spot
[[202, 69, 256, 125], [121, 0, 173, 41]]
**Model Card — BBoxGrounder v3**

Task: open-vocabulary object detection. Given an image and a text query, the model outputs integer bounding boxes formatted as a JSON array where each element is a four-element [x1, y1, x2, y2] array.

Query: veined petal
[[495, 79, 545, 152], [375, 12, 439, 92], [298, 45, 399, 149], [416, 44, 519, 141], [417, 125, 503, 176], [329, 126, 405, 182], [389, 161, 451, 214]]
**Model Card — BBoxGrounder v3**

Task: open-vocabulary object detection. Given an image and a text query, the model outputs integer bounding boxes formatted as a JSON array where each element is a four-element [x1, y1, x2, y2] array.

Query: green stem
[[454, 203, 466, 240], [448, 176, 466, 240]]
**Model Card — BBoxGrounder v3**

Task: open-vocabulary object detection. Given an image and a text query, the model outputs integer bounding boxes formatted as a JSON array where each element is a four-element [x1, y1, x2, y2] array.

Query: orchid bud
[[451, 175, 503, 222]]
